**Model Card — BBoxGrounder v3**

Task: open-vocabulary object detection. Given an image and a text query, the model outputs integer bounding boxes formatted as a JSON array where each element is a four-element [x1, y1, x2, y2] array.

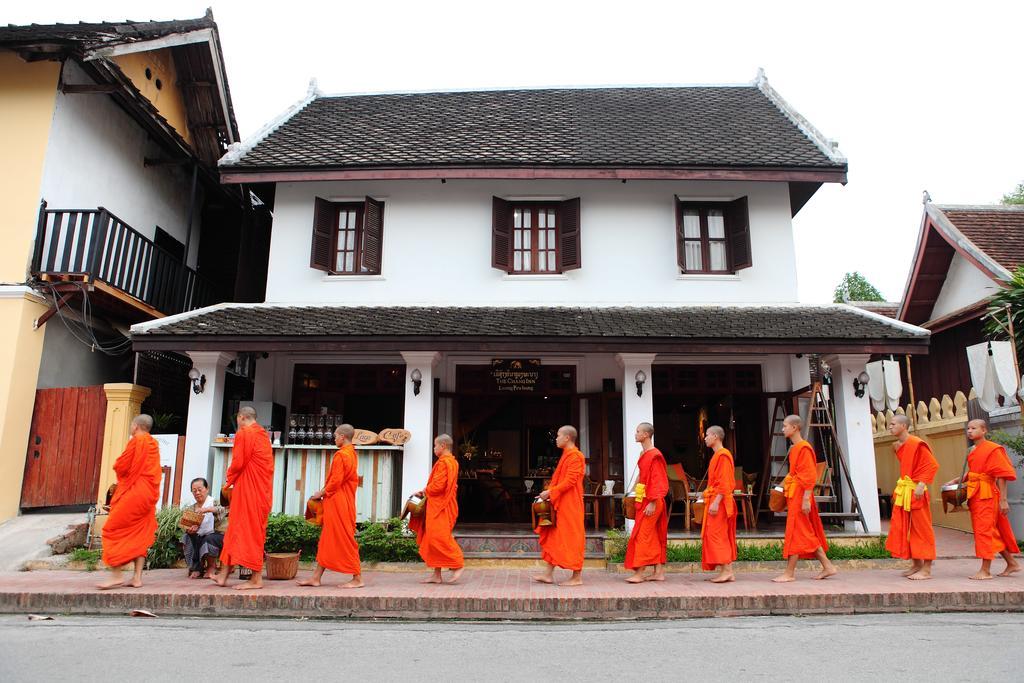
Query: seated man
[[181, 477, 224, 579]]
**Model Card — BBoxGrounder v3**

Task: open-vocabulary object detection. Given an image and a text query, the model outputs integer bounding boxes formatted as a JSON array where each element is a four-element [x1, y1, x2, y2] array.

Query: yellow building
[[0, 12, 260, 521]]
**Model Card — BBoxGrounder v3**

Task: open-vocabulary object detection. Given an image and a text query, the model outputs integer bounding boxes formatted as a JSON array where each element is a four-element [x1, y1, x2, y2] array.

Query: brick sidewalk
[[1, 559, 1021, 620]]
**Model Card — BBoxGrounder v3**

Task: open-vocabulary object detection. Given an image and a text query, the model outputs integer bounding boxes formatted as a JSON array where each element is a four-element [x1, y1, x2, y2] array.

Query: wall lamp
[[852, 370, 870, 398], [187, 367, 206, 395], [635, 369, 647, 397], [410, 368, 423, 396]]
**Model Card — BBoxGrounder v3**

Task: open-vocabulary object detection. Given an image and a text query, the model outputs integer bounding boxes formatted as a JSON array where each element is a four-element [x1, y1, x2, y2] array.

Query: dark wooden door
[[21, 386, 107, 509]]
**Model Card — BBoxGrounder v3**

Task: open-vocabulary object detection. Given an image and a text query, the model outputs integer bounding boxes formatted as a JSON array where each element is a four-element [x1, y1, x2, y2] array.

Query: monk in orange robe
[[773, 414, 837, 582], [410, 434, 465, 584], [700, 425, 737, 583], [884, 414, 939, 579], [945, 419, 1021, 580], [534, 425, 586, 586], [298, 424, 363, 588], [624, 422, 669, 583], [97, 414, 162, 590], [214, 406, 275, 590]]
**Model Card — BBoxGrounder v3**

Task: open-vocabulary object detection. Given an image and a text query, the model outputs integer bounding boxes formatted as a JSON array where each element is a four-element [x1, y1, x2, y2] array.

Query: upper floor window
[[492, 197, 581, 274], [310, 196, 384, 275], [675, 197, 752, 274]]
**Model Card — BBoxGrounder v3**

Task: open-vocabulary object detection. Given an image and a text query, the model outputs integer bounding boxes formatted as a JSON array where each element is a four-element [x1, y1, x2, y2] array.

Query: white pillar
[[823, 353, 881, 533], [617, 353, 656, 531], [253, 353, 277, 402], [400, 351, 440, 502], [184, 351, 235, 488]]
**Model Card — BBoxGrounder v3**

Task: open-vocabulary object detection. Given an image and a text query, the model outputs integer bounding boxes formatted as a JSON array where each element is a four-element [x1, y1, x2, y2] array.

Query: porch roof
[[130, 303, 929, 354]]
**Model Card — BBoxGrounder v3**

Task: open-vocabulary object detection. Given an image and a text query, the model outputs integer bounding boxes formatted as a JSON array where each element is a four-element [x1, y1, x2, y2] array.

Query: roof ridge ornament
[[922, 190, 932, 205], [219, 79, 320, 167], [754, 68, 847, 166]]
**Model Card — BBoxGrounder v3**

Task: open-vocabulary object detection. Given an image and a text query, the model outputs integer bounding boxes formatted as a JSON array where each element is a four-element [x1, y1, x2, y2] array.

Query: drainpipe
[[183, 163, 199, 267]]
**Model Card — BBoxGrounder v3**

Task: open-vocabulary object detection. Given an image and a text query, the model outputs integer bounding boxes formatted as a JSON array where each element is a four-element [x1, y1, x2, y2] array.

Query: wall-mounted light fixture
[[187, 367, 206, 394], [852, 370, 870, 398], [635, 369, 647, 397], [410, 368, 423, 396]]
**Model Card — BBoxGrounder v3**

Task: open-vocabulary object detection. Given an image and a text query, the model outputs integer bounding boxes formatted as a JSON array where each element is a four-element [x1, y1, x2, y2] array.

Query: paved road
[[0, 612, 1019, 681]]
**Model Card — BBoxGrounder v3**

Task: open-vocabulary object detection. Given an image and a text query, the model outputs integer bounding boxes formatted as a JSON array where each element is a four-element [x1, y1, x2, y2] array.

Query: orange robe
[[220, 423, 275, 572], [317, 444, 361, 574], [535, 445, 586, 571], [701, 447, 738, 570], [101, 432, 162, 567], [966, 439, 1020, 560], [782, 440, 829, 559], [410, 452, 464, 569], [885, 435, 938, 560], [625, 448, 669, 569]]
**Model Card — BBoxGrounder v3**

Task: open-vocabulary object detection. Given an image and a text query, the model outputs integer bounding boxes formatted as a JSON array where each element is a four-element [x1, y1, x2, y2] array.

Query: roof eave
[[218, 164, 848, 185]]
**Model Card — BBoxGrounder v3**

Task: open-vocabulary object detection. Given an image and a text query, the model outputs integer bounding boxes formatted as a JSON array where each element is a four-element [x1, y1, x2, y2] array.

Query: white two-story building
[[132, 72, 928, 538]]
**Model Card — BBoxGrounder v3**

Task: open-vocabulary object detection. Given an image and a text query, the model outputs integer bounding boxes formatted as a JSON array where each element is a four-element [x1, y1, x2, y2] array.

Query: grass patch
[[606, 529, 892, 563], [69, 548, 102, 571]]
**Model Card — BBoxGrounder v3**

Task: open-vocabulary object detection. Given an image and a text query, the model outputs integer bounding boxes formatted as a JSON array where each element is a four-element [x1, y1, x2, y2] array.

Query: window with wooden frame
[[492, 197, 581, 274], [310, 196, 384, 275], [675, 197, 751, 274]]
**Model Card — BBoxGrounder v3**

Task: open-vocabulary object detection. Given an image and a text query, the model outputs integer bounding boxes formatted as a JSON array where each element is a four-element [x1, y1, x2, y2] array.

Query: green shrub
[[265, 513, 322, 557], [69, 547, 101, 571], [605, 529, 892, 563], [357, 518, 420, 562], [147, 506, 185, 569]]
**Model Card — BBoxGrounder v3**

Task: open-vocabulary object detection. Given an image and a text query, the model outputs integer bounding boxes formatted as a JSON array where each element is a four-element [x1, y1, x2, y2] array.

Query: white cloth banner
[[966, 341, 1019, 412], [866, 359, 902, 412]]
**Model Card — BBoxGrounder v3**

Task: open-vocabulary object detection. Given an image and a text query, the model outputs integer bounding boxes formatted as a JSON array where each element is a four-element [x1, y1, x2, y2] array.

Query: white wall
[[930, 252, 1000, 321], [265, 178, 799, 306], [37, 61, 200, 266]]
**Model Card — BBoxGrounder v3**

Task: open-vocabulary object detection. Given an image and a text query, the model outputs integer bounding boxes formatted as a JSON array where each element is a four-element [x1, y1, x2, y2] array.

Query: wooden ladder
[[755, 393, 792, 518], [804, 381, 868, 532]]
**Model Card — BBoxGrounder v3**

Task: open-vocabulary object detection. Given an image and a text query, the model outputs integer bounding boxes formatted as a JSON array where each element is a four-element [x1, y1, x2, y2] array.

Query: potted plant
[[263, 514, 320, 580]]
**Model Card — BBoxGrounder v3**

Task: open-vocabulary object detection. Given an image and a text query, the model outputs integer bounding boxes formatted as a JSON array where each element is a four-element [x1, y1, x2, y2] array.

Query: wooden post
[[905, 355, 918, 431]]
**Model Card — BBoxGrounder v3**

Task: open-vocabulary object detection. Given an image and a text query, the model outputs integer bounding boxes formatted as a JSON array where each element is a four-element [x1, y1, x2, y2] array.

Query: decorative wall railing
[[31, 202, 221, 316]]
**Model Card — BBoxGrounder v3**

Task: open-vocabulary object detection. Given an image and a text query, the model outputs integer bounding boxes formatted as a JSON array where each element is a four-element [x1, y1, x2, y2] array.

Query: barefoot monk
[[700, 425, 737, 584], [410, 434, 464, 584], [534, 425, 586, 587], [624, 422, 669, 583], [97, 414, 162, 590], [885, 414, 939, 580]]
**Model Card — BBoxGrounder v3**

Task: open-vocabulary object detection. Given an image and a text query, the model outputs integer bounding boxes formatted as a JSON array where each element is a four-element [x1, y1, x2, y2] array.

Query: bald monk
[[298, 424, 363, 588], [97, 414, 162, 590], [773, 415, 837, 582], [410, 434, 465, 584], [624, 422, 669, 583], [885, 414, 939, 580], [214, 407, 274, 590], [534, 425, 586, 586], [701, 426, 737, 583], [944, 419, 1021, 580]]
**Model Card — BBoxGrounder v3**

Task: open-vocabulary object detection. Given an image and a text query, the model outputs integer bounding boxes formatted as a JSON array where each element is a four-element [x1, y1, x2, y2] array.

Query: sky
[[9, 0, 1023, 303]]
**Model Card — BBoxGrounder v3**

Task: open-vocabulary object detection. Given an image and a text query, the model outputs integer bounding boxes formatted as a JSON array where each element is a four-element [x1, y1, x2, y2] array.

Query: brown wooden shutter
[[492, 197, 512, 272], [726, 196, 752, 271], [675, 198, 688, 272], [558, 197, 582, 272], [360, 196, 384, 274], [310, 197, 334, 272]]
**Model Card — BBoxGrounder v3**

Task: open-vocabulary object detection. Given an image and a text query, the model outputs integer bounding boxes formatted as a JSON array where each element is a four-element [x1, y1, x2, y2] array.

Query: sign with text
[[491, 358, 541, 392]]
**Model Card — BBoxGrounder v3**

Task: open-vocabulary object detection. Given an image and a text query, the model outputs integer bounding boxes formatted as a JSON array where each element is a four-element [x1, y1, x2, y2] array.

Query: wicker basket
[[264, 552, 301, 580], [178, 508, 206, 530]]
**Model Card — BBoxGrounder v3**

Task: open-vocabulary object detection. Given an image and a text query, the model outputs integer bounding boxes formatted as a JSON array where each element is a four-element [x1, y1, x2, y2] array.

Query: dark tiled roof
[[227, 86, 844, 170], [939, 206, 1024, 273], [0, 14, 215, 49], [134, 305, 926, 341], [848, 301, 900, 319]]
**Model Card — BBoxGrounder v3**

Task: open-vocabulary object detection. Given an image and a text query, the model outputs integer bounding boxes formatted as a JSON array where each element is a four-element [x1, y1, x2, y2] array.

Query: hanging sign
[[491, 358, 541, 392]]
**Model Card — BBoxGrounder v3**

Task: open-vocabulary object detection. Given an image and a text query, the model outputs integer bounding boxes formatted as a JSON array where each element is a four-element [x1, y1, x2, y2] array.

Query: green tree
[[984, 266, 1024, 360], [833, 272, 885, 303], [1002, 183, 1024, 206]]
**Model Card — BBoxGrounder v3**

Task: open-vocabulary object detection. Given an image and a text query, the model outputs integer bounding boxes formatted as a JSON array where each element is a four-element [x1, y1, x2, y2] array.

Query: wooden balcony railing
[[31, 203, 222, 316]]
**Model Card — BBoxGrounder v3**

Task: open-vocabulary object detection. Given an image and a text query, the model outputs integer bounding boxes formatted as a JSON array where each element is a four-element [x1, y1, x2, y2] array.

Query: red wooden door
[[21, 386, 107, 509]]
